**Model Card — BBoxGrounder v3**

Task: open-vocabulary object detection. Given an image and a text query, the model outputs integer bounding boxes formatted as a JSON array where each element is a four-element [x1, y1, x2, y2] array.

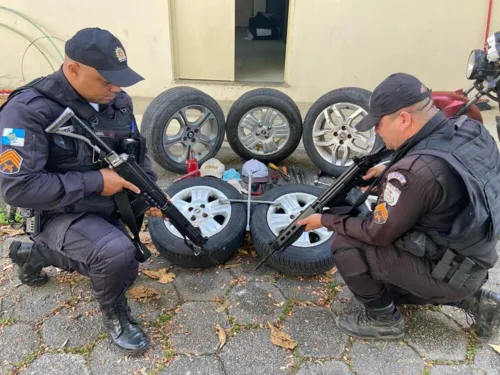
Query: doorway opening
[[235, 0, 289, 83]]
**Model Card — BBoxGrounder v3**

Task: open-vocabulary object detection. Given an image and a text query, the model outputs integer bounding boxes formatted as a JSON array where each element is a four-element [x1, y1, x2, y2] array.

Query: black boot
[[336, 302, 405, 339], [9, 241, 49, 286], [457, 288, 500, 339], [100, 294, 149, 355]]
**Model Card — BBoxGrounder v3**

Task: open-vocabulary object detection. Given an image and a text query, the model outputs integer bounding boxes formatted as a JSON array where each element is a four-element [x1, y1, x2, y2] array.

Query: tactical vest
[[408, 114, 500, 265], [1, 74, 142, 173]]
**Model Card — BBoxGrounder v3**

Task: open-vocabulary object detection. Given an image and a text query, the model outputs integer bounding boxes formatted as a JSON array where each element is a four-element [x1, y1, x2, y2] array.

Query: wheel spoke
[[190, 188, 211, 205], [240, 133, 260, 150], [197, 133, 215, 147], [206, 200, 232, 216], [240, 114, 260, 131], [200, 218, 222, 237], [172, 199, 191, 214], [312, 129, 332, 138], [331, 105, 346, 124], [347, 139, 370, 155], [339, 144, 350, 166], [193, 110, 212, 127], [346, 108, 365, 128], [272, 123, 289, 138], [261, 139, 280, 154], [315, 138, 337, 148], [279, 195, 301, 213], [177, 110, 189, 128], [268, 213, 291, 231]]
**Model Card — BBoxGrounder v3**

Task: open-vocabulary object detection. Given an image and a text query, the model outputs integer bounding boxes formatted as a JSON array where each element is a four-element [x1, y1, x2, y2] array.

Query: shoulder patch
[[373, 202, 388, 224], [386, 171, 407, 186], [383, 182, 401, 206], [2, 128, 25, 147], [0, 149, 23, 174]]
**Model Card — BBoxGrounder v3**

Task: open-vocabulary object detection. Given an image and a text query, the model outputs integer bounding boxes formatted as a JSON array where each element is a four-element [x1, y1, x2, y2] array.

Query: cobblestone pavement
[[0, 231, 499, 375]]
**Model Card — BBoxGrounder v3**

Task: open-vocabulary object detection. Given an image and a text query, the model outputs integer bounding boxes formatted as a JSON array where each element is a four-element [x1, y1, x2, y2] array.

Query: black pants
[[33, 213, 139, 306], [331, 234, 486, 307]]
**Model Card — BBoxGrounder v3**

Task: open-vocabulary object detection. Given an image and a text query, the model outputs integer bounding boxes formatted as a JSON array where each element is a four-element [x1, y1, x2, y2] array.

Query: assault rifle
[[255, 146, 393, 270], [45, 107, 208, 259]]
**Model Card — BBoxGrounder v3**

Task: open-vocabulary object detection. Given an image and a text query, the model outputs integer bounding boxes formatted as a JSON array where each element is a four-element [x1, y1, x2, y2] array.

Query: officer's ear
[[66, 61, 82, 79], [398, 110, 413, 130]]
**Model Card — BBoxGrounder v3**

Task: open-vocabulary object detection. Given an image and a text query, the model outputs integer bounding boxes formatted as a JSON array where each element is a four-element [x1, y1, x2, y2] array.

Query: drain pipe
[[484, 0, 494, 49]]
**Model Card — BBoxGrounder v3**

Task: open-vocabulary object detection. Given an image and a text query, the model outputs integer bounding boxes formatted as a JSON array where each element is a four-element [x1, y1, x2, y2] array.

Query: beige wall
[[1, 0, 500, 104]]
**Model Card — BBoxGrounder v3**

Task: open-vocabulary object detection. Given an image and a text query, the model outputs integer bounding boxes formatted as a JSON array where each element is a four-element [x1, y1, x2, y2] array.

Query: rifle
[[255, 146, 393, 270], [45, 107, 208, 259]]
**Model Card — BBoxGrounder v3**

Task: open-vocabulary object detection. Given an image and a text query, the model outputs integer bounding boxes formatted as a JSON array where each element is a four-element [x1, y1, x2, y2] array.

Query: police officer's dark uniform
[[321, 73, 500, 340], [0, 28, 157, 354]]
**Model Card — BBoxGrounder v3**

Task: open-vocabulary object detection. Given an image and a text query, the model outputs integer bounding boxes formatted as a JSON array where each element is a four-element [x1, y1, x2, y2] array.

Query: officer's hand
[[99, 168, 141, 196], [297, 213, 323, 232], [362, 164, 386, 180], [145, 207, 169, 221]]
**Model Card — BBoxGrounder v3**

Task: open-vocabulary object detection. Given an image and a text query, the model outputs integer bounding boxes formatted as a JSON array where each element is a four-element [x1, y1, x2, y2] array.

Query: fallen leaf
[[60, 339, 69, 348], [327, 266, 338, 275], [142, 269, 176, 284], [216, 324, 226, 350], [139, 231, 152, 244], [216, 300, 231, 312], [0, 227, 24, 236], [268, 323, 297, 350], [249, 250, 258, 258], [224, 263, 242, 269], [127, 286, 160, 302], [489, 344, 500, 355]]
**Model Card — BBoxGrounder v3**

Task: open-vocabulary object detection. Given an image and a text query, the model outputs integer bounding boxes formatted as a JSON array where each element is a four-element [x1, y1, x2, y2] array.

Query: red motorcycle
[[433, 31, 500, 135]]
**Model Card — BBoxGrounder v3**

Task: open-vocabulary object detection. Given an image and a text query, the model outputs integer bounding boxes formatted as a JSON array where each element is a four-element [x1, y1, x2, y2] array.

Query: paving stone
[[405, 310, 469, 361], [275, 277, 328, 304], [296, 360, 353, 375], [219, 329, 289, 375], [282, 307, 349, 358], [429, 364, 482, 375], [1, 279, 71, 323], [138, 252, 172, 271], [350, 340, 424, 375], [474, 344, 500, 374], [89, 335, 165, 375], [158, 355, 225, 375], [440, 306, 472, 328], [19, 353, 89, 375], [169, 302, 229, 355], [126, 275, 179, 322], [226, 255, 278, 282], [173, 267, 232, 301], [41, 302, 104, 348], [331, 286, 363, 316], [227, 282, 286, 324], [0, 324, 38, 373]]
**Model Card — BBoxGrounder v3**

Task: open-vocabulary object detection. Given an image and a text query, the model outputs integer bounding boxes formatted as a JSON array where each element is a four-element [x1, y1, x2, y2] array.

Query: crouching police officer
[[299, 73, 500, 340], [0, 28, 163, 355]]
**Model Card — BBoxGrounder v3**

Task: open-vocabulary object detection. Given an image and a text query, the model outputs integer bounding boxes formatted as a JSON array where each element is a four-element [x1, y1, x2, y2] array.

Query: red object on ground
[[186, 149, 200, 177]]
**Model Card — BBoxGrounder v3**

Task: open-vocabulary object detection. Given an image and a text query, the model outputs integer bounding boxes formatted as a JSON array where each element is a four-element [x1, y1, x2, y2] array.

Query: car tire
[[148, 177, 247, 268], [141, 87, 226, 174], [226, 88, 302, 163], [302, 87, 384, 177]]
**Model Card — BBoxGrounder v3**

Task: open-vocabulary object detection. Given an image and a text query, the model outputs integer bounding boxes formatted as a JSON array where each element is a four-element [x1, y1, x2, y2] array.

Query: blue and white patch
[[386, 172, 407, 186], [1, 128, 25, 147], [383, 182, 401, 206]]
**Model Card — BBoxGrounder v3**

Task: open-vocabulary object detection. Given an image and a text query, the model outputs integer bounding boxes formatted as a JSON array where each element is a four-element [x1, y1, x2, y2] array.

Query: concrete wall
[[236, 0, 254, 27], [1, 0, 499, 103]]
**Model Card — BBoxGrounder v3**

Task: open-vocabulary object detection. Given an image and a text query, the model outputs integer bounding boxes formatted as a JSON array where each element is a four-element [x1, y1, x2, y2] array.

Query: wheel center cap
[[339, 131, 348, 139], [194, 208, 202, 214], [187, 131, 195, 139]]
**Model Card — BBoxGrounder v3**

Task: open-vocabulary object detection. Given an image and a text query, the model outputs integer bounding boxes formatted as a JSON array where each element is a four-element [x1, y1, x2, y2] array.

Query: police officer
[[0, 28, 162, 354], [298, 73, 500, 340]]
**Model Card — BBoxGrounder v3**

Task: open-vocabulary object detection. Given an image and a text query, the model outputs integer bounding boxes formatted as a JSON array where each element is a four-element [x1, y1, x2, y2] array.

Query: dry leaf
[[216, 300, 231, 312], [268, 323, 297, 350], [224, 263, 242, 269], [216, 324, 226, 350], [489, 344, 500, 355], [142, 269, 176, 284], [127, 286, 160, 302], [327, 266, 338, 275], [0, 227, 24, 236], [139, 231, 152, 244]]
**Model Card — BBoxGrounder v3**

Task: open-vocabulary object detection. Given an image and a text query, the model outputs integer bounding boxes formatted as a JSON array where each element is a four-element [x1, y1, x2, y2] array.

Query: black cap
[[355, 73, 432, 132], [65, 27, 144, 87]]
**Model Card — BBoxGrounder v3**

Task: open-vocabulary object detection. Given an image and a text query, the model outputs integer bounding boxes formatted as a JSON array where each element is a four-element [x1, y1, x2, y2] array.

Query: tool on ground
[[186, 148, 200, 177], [246, 172, 252, 231], [299, 168, 306, 185], [270, 170, 280, 184], [268, 163, 290, 181], [173, 169, 200, 182], [290, 166, 299, 184], [255, 145, 393, 270], [314, 170, 323, 186]]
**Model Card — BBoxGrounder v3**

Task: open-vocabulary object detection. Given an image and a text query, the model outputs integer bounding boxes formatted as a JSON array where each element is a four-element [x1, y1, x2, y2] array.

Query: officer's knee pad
[[95, 233, 137, 272]]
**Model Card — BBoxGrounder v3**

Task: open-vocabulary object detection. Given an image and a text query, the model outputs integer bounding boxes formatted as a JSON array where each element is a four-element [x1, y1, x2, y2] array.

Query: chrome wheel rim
[[312, 103, 376, 167], [266, 192, 333, 248]]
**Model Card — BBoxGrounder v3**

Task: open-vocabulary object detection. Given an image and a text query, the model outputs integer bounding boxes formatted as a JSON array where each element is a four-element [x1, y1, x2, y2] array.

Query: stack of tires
[[141, 85, 380, 276]]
